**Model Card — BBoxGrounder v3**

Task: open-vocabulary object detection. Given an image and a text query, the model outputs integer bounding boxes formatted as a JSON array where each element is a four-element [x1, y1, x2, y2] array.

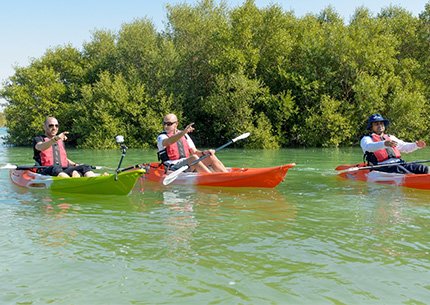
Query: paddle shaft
[[189, 140, 231, 167], [345, 159, 430, 171], [184, 134, 250, 170], [118, 164, 146, 173]]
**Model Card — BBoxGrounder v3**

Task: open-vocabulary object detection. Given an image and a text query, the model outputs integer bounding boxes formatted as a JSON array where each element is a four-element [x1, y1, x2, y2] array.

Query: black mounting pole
[[114, 135, 127, 181]]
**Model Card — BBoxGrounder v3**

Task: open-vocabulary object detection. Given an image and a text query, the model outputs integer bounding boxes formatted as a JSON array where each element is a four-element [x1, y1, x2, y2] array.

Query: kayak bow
[[10, 169, 145, 195]]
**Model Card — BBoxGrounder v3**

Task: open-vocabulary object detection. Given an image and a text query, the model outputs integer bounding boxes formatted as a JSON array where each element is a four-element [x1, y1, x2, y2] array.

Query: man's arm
[[360, 136, 386, 152], [391, 135, 423, 153], [35, 136, 59, 151], [162, 130, 187, 147], [35, 132, 69, 151], [161, 123, 195, 147]]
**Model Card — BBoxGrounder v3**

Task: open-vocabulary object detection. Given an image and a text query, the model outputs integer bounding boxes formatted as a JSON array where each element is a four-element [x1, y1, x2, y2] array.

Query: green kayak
[[10, 169, 145, 195]]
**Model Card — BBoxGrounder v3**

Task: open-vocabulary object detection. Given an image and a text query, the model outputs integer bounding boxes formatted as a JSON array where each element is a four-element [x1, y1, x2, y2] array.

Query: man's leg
[[187, 155, 212, 173], [403, 163, 429, 174], [201, 155, 228, 172]]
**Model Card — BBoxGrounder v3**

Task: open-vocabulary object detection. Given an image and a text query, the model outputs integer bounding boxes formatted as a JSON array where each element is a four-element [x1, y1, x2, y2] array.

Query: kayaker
[[157, 113, 228, 173], [360, 113, 428, 174], [33, 117, 96, 177]]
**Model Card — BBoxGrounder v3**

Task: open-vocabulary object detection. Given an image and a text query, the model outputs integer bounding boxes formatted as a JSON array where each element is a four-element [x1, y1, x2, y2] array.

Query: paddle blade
[[232, 132, 250, 142], [1, 163, 18, 169], [163, 165, 189, 185]]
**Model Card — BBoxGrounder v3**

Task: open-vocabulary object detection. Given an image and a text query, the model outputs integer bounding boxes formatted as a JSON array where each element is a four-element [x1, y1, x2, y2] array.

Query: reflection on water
[[160, 189, 199, 259], [1, 126, 429, 305], [141, 182, 297, 220], [7, 191, 139, 251], [132, 182, 298, 263]]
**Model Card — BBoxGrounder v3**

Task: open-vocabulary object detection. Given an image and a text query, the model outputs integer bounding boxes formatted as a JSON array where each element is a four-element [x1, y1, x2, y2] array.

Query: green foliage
[[244, 113, 280, 149], [200, 72, 257, 145], [73, 72, 174, 148], [1, 0, 430, 149], [303, 95, 354, 147], [82, 30, 119, 83], [2, 64, 67, 145], [0, 112, 5, 127]]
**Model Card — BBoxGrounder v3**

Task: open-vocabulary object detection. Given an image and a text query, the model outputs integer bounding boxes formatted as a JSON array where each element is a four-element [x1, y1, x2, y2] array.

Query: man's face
[[44, 119, 59, 136], [371, 121, 385, 135], [163, 115, 178, 132]]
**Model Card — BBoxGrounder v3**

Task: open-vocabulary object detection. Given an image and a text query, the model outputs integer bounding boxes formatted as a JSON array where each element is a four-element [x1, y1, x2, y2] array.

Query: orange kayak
[[142, 162, 295, 188], [336, 163, 430, 190]]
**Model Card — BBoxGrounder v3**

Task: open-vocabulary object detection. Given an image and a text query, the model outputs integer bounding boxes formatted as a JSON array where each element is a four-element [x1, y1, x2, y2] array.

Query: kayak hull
[[143, 163, 295, 188], [10, 169, 145, 195], [337, 164, 430, 190]]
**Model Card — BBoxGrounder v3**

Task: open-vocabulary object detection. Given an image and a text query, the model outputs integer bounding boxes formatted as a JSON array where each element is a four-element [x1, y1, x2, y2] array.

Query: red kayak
[[142, 162, 295, 188], [336, 163, 430, 190]]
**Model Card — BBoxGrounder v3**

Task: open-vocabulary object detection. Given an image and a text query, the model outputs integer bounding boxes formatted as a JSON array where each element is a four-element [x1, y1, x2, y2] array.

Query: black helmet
[[366, 113, 389, 129]]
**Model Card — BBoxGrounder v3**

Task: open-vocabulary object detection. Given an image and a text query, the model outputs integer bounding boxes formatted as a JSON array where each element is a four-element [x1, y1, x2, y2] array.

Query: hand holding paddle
[[384, 139, 397, 148], [163, 132, 250, 185]]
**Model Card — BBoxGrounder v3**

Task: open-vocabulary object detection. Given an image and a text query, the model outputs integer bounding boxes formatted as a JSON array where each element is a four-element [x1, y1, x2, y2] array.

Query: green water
[[1, 128, 429, 304]]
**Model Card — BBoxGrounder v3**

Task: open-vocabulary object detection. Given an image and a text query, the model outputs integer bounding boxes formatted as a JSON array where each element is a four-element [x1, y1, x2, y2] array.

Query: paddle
[[162, 132, 251, 186], [117, 163, 148, 173], [337, 159, 430, 172]]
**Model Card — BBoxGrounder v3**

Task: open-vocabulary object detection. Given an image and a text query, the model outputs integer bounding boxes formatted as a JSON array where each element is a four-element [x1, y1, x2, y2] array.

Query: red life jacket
[[370, 134, 401, 162], [158, 131, 191, 162], [40, 137, 69, 166]]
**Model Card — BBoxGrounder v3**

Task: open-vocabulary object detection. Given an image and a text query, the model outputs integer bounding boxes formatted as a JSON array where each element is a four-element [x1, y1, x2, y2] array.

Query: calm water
[[1, 127, 429, 305]]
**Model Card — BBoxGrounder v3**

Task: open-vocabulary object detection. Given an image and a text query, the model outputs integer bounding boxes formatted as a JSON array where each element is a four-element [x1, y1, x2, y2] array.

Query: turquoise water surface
[[0, 128, 429, 304]]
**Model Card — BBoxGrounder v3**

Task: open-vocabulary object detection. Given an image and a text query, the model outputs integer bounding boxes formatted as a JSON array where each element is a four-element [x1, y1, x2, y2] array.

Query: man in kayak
[[33, 117, 96, 177], [360, 113, 428, 174], [157, 113, 228, 173]]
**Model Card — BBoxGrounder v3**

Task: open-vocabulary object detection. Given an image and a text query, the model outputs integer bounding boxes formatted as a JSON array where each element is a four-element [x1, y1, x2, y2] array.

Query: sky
[[0, 0, 428, 105]]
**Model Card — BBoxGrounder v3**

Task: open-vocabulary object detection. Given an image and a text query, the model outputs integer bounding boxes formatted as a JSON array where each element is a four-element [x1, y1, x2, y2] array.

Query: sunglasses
[[163, 121, 176, 126], [48, 124, 59, 128]]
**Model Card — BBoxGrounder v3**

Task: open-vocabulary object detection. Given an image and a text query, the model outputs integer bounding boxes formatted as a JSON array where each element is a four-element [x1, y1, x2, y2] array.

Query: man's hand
[[384, 140, 398, 147], [203, 149, 215, 156], [57, 131, 69, 141], [416, 140, 426, 148], [184, 123, 195, 134]]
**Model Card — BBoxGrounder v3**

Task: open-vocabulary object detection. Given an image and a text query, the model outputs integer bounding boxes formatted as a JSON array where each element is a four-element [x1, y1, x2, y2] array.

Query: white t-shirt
[[157, 132, 196, 165], [360, 134, 420, 164]]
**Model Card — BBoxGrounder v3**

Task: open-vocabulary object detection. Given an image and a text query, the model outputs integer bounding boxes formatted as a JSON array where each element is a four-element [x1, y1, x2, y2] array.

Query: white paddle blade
[[1, 163, 18, 169], [345, 167, 360, 172], [163, 165, 189, 185], [232, 132, 250, 142]]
